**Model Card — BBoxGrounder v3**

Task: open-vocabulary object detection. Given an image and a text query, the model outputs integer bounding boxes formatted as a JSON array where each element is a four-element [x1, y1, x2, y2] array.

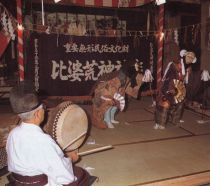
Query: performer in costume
[[92, 70, 127, 129], [6, 81, 95, 186], [154, 43, 197, 130], [124, 59, 144, 99], [91, 59, 146, 130]]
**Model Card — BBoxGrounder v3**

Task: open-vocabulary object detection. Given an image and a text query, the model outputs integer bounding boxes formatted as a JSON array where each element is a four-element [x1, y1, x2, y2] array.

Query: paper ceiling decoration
[[0, 3, 16, 58]]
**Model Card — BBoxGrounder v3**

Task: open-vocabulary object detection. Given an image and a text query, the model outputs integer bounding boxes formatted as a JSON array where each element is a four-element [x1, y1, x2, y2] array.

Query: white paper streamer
[[7, 17, 15, 40], [1, 11, 9, 34], [142, 69, 153, 82], [180, 49, 187, 58], [1, 10, 16, 40], [201, 70, 210, 82]]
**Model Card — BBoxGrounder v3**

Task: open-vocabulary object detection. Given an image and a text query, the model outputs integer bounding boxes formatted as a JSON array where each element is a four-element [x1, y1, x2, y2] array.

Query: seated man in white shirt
[[6, 81, 96, 186]]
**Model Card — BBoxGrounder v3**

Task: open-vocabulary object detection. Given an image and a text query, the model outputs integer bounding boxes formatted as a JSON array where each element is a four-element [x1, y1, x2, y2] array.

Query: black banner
[[26, 33, 153, 96]]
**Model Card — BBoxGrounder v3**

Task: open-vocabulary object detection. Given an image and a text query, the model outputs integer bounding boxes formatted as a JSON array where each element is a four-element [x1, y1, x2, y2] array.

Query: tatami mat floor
[[1, 97, 210, 186]]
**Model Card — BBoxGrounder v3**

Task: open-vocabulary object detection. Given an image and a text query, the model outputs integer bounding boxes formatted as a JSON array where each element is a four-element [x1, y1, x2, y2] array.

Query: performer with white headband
[[154, 42, 197, 130]]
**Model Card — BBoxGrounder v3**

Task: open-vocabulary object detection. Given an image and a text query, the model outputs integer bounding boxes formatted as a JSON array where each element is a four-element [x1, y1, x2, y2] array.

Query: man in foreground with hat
[[154, 43, 197, 130], [6, 81, 94, 185]]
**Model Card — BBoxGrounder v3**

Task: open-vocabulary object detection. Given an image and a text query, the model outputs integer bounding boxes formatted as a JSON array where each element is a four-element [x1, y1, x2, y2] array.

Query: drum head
[[45, 101, 88, 151]]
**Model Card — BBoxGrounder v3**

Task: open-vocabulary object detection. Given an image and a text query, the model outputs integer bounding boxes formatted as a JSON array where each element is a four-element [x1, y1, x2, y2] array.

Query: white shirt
[[6, 122, 77, 186]]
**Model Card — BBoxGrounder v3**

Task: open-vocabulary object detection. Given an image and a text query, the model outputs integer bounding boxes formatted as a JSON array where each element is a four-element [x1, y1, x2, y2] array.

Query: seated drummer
[[6, 81, 95, 186]]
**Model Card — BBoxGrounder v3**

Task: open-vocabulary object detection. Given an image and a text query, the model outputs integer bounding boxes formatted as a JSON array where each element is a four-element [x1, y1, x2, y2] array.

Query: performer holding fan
[[92, 70, 127, 129], [154, 42, 197, 130], [91, 61, 145, 129]]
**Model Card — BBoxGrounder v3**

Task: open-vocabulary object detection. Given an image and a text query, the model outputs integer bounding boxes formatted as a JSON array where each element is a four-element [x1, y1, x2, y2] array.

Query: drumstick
[[63, 131, 87, 150], [78, 145, 113, 156]]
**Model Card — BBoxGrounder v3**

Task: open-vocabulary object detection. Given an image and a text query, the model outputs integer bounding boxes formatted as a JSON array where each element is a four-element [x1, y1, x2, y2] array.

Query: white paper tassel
[[1, 11, 16, 40], [179, 49, 186, 76], [7, 17, 15, 40], [201, 70, 210, 82], [180, 49, 187, 58], [142, 69, 153, 82], [1, 11, 9, 34]]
